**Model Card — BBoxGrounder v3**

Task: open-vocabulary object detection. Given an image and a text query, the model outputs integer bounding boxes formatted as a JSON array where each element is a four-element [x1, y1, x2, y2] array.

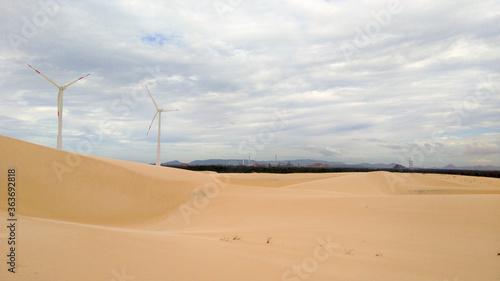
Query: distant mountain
[[285, 159, 348, 167], [355, 163, 399, 169], [260, 160, 398, 169], [439, 164, 500, 171], [164, 160, 182, 166], [185, 158, 398, 169], [188, 158, 347, 167], [179, 159, 500, 171], [189, 159, 247, 166]]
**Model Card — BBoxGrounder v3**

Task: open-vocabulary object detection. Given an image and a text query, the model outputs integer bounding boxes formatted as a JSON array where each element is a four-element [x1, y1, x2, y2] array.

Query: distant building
[[393, 164, 405, 170]]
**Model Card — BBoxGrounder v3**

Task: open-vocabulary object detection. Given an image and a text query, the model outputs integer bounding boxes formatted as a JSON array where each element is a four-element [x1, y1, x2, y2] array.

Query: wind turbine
[[145, 85, 178, 166], [28, 64, 90, 150]]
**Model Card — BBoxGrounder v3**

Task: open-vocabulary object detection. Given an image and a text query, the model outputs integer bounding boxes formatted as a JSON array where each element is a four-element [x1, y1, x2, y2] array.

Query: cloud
[[0, 0, 499, 166], [465, 142, 500, 155], [471, 159, 492, 164]]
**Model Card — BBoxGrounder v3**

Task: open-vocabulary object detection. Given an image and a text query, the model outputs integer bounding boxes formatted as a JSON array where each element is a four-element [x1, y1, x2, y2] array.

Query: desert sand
[[1, 135, 499, 281]]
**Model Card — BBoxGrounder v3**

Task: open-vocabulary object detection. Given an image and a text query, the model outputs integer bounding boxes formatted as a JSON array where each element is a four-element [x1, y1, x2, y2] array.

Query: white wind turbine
[[28, 64, 90, 150], [145, 85, 178, 166]]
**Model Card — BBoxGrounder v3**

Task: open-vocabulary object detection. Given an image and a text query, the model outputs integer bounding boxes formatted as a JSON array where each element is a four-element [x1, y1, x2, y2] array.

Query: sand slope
[[1, 135, 500, 281], [0, 136, 217, 226]]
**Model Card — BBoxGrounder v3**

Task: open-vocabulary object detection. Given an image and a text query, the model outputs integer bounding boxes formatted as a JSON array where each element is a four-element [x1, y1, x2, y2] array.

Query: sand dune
[[1, 135, 500, 281], [0, 136, 221, 226]]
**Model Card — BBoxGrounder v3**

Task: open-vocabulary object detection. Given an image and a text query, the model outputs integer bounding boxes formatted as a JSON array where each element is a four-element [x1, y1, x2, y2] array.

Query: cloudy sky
[[1, 0, 499, 167]]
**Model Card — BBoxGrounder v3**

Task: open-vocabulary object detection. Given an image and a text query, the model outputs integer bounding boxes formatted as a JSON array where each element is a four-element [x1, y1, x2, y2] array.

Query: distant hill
[[189, 159, 246, 166], [438, 164, 500, 171], [164, 160, 182, 166], [166, 159, 500, 171], [355, 162, 399, 169], [177, 159, 399, 169]]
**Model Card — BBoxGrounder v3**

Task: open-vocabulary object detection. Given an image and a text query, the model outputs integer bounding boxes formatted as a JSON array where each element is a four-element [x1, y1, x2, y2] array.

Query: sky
[[0, 0, 499, 168]]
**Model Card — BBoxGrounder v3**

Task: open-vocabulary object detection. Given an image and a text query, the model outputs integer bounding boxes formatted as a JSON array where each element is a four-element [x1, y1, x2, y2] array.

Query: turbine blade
[[145, 85, 159, 110], [160, 109, 179, 112], [147, 111, 159, 136], [27, 64, 60, 88], [62, 73, 91, 89]]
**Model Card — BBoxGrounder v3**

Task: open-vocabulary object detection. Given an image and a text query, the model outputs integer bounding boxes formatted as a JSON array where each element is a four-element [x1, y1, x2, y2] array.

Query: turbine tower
[[28, 64, 90, 149], [145, 85, 178, 166]]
